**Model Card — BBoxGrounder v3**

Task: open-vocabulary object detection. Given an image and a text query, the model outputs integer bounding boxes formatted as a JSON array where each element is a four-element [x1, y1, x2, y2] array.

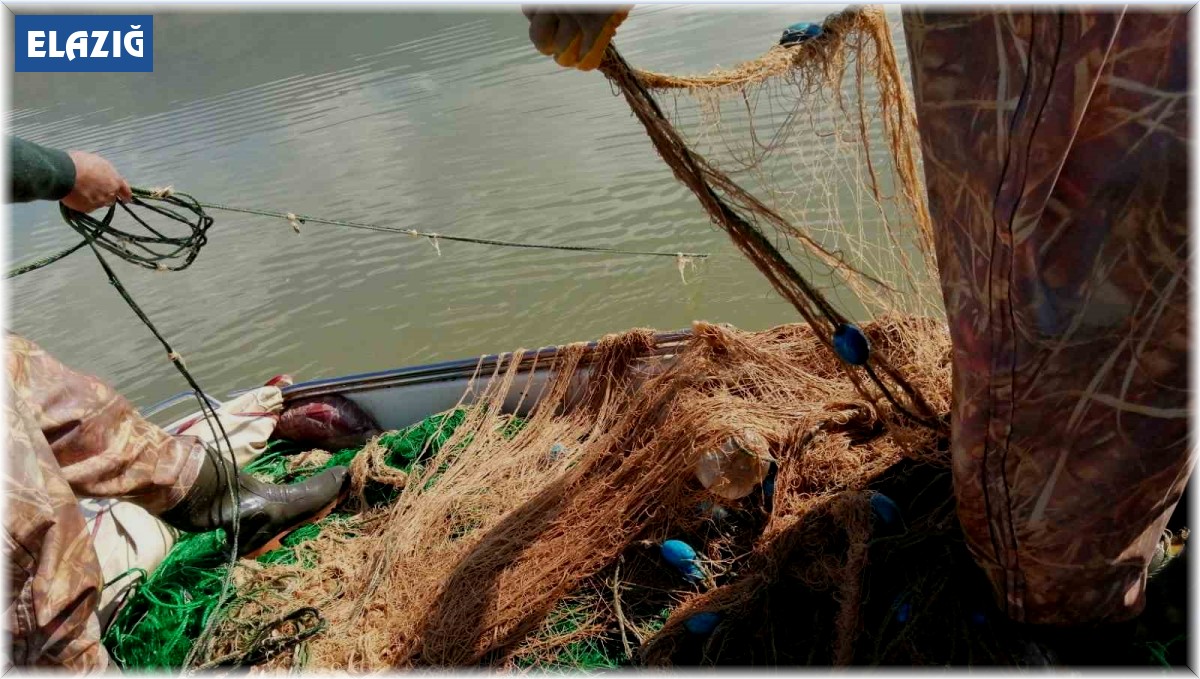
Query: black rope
[[197, 201, 710, 259], [51, 197, 244, 671], [73, 189, 214, 272], [6, 240, 89, 277], [9, 187, 709, 279], [30, 192, 326, 669], [194, 607, 326, 669], [8, 187, 214, 279]]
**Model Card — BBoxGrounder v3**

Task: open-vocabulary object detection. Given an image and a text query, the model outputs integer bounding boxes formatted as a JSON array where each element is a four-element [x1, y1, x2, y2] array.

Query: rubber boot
[[1149, 527, 1188, 579], [161, 448, 349, 558]]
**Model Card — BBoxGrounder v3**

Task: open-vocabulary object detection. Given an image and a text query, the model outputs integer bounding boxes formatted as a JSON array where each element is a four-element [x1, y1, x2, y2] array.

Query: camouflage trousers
[[904, 8, 1191, 624], [5, 334, 204, 670]]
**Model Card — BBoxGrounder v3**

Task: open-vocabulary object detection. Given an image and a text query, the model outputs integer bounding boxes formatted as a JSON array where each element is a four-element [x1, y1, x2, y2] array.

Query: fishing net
[[97, 5, 1187, 669], [101, 414, 466, 669], [628, 6, 940, 322], [104, 322, 1181, 668], [594, 6, 943, 432], [108, 315, 951, 671]]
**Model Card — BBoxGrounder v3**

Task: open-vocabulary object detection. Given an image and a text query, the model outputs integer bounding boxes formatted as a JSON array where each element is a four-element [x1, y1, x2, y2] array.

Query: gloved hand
[[522, 6, 632, 71]]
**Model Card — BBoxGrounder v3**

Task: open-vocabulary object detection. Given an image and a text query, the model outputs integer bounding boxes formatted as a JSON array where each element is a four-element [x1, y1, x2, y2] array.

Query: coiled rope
[[8, 187, 709, 279], [52, 194, 249, 670]]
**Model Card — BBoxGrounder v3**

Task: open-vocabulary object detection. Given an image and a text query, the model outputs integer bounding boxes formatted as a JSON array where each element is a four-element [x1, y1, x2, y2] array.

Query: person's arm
[[10, 136, 76, 203], [6, 332, 205, 515], [8, 136, 132, 212]]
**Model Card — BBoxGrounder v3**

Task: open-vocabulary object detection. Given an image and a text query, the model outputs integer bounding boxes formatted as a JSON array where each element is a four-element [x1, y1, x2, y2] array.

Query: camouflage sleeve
[[6, 333, 204, 515], [5, 375, 108, 670], [902, 8, 1191, 625]]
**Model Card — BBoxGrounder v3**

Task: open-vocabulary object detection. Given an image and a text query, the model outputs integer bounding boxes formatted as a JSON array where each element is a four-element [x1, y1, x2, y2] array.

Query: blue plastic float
[[661, 539, 705, 582], [684, 611, 722, 635], [833, 323, 871, 366], [780, 22, 823, 47]]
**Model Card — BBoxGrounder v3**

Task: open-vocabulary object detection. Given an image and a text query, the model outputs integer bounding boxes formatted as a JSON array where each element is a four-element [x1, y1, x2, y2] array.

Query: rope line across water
[[8, 187, 710, 279], [196, 200, 711, 260]]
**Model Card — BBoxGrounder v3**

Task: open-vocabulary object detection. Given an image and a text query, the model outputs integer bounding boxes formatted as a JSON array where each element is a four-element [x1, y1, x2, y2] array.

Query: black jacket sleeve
[[9, 137, 76, 203]]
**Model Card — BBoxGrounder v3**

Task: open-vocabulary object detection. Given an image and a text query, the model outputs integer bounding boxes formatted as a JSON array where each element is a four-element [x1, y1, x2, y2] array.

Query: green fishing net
[[101, 409, 467, 670]]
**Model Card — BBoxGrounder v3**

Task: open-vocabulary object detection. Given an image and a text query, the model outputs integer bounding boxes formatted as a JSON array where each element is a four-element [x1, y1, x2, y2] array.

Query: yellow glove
[[522, 6, 631, 72]]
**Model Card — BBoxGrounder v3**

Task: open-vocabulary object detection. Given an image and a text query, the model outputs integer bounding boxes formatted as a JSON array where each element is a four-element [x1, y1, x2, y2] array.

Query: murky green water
[[8, 5, 911, 408]]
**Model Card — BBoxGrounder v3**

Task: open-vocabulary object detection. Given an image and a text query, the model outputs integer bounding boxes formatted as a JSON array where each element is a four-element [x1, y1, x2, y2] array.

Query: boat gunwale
[[141, 329, 693, 420], [279, 328, 693, 401]]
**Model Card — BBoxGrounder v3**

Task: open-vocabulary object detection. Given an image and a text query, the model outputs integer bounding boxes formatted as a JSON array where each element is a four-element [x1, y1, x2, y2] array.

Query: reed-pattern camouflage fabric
[[5, 334, 205, 668], [903, 8, 1191, 625]]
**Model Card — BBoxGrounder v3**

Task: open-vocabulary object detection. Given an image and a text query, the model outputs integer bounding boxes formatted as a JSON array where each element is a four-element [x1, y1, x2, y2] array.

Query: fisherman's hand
[[62, 150, 133, 213], [522, 6, 631, 71]]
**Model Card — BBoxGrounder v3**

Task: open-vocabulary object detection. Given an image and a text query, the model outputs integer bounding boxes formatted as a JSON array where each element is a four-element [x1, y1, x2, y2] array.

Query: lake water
[[8, 5, 911, 410]]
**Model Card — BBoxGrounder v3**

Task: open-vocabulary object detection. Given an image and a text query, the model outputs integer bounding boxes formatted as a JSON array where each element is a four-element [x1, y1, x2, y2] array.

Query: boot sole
[[240, 490, 347, 560]]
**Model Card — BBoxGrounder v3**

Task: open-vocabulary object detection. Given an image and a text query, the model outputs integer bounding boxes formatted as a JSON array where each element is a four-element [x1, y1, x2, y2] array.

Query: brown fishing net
[[193, 5, 979, 669], [204, 316, 951, 669], [627, 5, 939, 321], [599, 5, 943, 430]]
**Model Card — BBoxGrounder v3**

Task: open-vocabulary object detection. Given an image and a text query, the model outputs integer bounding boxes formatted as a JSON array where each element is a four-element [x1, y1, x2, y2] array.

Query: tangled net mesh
[[118, 5, 1178, 670], [195, 315, 951, 670], [629, 5, 940, 323]]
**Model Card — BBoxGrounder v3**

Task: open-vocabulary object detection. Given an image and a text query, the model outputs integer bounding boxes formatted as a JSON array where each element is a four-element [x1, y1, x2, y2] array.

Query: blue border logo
[[15, 15, 153, 73]]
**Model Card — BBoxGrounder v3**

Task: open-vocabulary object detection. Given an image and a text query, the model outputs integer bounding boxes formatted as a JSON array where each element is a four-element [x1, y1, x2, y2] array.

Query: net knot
[[676, 253, 695, 284]]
